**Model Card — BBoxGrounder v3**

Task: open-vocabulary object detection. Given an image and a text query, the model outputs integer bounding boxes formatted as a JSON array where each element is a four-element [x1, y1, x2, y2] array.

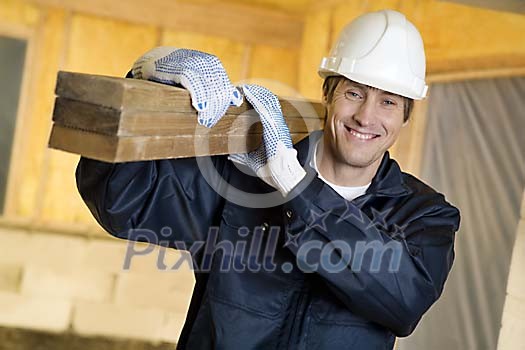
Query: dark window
[[0, 36, 27, 214]]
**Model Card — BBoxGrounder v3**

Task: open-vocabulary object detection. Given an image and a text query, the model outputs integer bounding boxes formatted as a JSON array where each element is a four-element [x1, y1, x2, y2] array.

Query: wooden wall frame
[[0, 21, 37, 218], [29, 0, 304, 48]]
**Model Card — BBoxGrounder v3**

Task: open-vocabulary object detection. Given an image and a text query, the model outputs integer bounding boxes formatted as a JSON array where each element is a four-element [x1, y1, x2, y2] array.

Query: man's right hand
[[131, 46, 243, 128], [228, 84, 306, 197]]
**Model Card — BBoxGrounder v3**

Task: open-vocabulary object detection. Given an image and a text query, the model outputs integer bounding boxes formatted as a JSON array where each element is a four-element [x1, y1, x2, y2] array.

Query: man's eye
[[383, 99, 396, 106], [345, 91, 362, 100]]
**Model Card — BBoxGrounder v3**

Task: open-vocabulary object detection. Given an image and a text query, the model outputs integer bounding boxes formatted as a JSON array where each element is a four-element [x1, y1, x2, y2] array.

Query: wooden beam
[[52, 98, 320, 137], [28, 0, 304, 48], [49, 125, 310, 163], [48, 71, 323, 162], [54, 72, 324, 119]]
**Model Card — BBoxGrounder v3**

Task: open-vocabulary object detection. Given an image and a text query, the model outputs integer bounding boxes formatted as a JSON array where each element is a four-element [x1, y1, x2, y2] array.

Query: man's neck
[[316, 137, 382, 187]]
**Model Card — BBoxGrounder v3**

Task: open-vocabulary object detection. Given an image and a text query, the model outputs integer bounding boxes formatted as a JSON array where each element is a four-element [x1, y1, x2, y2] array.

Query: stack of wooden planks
[[48, 71, 324, 163]]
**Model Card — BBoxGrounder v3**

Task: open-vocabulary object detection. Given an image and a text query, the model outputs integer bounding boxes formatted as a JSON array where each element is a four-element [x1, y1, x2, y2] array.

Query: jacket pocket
[[208, 295, 281, 349], [306, 296, 393, 350], [207, 203, 294, 320], [310, 295, 375, 326]]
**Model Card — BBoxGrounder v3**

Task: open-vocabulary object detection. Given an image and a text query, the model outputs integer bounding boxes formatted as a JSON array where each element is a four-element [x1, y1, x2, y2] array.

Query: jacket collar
[[295, 130, 412, 198]]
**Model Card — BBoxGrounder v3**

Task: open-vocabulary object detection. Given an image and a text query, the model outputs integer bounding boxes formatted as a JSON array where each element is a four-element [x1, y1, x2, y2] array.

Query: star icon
[[390, 223, 408, 240], [283, 230, 301, 249], [337, 201, 366, 225], [366, 207, 392, 230], [308, 208, 331, 232]]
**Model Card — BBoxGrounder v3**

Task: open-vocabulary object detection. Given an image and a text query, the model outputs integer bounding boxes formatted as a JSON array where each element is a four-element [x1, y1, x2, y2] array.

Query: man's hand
[[229, 84, 306, 197], [131, 46, 243, 128]]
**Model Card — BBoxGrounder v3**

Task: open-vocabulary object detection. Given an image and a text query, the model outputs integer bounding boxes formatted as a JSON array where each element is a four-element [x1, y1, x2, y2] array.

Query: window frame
[[0, 21, 36, 218]]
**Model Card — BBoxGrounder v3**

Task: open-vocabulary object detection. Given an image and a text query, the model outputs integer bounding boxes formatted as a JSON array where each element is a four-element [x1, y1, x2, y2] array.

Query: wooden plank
[[54, 71, 172, 112], [48, 125, 309, 163], [51, 97, 323, 137], [28, 0, 304, 48], [49, 71, 322, 162], [55, 71, 325, 118], [52, 98, 120, 135]]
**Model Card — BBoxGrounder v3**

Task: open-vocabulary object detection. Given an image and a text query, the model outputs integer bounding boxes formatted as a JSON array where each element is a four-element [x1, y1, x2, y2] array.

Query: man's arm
[[76, 156, 229, 247], [76, 46, 241, 248], [283, 176, 460, 337]]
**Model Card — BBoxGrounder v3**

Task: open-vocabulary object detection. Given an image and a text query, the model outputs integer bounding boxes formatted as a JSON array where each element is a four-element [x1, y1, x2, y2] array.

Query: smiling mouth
[[344, 125, 380, 140]]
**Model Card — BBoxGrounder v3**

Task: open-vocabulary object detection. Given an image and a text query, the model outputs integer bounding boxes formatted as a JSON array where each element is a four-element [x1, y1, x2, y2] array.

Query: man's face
[[323, 79, 407, 169]]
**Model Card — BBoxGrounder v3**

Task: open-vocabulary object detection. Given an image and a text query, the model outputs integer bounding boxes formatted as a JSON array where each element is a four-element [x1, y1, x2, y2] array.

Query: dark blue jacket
[[76, 130, 460, 349]]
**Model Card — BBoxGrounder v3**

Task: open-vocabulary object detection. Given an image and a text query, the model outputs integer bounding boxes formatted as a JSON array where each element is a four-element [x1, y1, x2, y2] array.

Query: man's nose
[[353, 99, 376, 127]]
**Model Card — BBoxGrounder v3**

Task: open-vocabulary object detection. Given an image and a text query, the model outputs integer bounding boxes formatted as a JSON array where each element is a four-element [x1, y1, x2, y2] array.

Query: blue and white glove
[[132, 46, 243, 128], [229, 84, 306, 197]]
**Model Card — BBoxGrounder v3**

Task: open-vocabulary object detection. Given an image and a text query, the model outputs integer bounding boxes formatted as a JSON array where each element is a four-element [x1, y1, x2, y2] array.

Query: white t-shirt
[[310, 138, 370, 201]]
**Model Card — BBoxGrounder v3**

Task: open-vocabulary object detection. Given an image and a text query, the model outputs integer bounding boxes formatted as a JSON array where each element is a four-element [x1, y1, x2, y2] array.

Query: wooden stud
[[48, 71, 324, 162], [51, 98, 321, 137], [48, 125, 310, 163], [54, 72, 324, 118]]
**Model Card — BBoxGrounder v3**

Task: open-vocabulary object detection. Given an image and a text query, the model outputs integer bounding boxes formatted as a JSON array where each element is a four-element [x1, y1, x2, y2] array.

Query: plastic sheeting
[[399, 77, 525, 350]]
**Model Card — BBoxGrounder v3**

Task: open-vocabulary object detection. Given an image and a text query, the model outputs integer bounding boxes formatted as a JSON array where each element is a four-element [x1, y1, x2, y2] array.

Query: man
[[76, 10, 460, 349]]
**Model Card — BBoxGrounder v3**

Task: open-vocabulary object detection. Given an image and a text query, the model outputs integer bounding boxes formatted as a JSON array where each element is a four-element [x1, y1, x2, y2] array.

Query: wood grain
[[49, 72, 323, 162], [49, 71, 322, 162], [52, 97, 322, 136], [49, 125, 309, 163], [55, 71, 325, 118]]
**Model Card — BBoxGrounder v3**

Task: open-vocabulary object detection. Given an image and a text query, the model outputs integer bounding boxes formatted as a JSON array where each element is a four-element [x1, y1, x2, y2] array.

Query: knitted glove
[[132, 46, 243, 128], [229, 84, 306, 196]]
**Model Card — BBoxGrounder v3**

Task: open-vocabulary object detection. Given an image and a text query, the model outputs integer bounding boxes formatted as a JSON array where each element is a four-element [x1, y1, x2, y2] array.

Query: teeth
[[348, 128, 376, 140]]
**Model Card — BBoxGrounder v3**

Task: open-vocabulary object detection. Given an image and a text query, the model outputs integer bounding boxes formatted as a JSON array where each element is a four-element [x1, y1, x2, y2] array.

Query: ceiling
[[220, 0, 312, 14], [193, 0, 524, 15], [189, 0, 341, 15]]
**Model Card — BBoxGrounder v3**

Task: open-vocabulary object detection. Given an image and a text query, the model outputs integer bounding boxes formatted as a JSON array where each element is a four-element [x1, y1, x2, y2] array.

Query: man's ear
[[402, 119, 410, 127], [322, 93, 328, 107]]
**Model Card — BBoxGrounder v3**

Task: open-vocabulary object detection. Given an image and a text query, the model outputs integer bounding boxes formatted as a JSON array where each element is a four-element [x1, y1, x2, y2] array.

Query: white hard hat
[[319, 10, 428, 100]]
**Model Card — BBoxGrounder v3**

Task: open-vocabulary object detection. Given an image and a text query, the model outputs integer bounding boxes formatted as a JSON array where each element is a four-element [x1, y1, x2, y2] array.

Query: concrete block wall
[[0, 227, 194, 345], [497, 191, 525, 350]]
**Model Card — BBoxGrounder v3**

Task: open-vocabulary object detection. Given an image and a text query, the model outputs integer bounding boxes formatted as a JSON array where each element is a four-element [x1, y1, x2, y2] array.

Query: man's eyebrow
[[346, 81, 403, 99], [382, 91, 403, 99], [347, 81, 403, 98], [345, 81, 368, 90]]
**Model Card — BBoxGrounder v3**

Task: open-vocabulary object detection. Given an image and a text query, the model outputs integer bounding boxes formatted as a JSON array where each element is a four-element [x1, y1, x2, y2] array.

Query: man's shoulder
[[401, 171, 440, 197], [399, 170, 460, 228]]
